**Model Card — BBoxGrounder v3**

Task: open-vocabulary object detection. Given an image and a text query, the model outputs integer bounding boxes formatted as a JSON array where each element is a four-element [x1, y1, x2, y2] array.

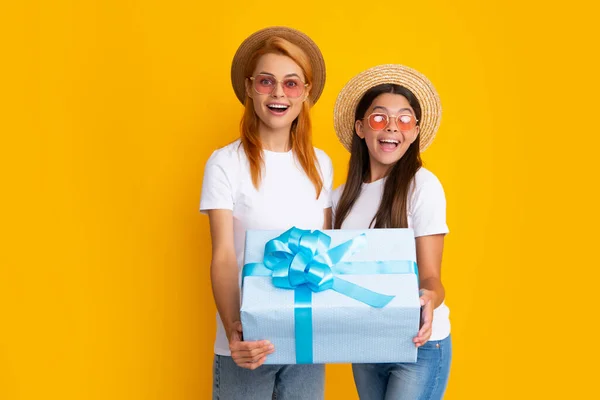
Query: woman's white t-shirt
[[332, 167, 451, 341], [200, 139, 333, 356]]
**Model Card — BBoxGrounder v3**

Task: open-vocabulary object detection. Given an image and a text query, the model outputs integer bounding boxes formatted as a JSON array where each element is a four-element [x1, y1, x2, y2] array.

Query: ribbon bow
[[245, 227, 396, 308]]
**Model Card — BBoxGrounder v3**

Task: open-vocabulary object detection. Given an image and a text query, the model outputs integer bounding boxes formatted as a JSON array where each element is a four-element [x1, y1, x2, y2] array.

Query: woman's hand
[[413, 289, 434, 347], [228, 321, 275, 370]]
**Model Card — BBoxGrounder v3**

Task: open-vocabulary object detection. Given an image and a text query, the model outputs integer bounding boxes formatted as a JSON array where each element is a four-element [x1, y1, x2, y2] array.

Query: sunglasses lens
[[368, 113, 388, 130], [253, 75, 305, 98], [397, 115, 416, 131], [254, 74, 276, 94], [282, 78, 305, 98]]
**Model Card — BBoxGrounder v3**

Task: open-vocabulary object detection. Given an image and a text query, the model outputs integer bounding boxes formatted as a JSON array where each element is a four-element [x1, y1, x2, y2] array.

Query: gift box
[[240, 227, 420, 364]]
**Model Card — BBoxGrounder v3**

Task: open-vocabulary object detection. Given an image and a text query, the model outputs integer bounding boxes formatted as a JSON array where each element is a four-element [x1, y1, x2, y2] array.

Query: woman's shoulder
[[206, 139, 244, 167], [332, 183, 345, 208], [333, 183, 345, 194], [313, 147, 332, 165], [312, 147, 333, 183]]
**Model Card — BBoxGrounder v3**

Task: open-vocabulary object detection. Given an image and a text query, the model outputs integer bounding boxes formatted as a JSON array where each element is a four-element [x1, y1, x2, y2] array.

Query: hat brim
[[231, 27, 326, 105], [334, 64, 442, 152]]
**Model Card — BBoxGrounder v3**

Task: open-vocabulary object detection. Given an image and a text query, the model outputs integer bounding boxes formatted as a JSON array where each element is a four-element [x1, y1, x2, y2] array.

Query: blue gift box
[[240, 227, 420, 364]]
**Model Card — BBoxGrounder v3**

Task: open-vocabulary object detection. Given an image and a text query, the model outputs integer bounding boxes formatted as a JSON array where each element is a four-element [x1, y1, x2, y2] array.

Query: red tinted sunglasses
[[249, 74, 308, 99], [365, 112, 418, 131]]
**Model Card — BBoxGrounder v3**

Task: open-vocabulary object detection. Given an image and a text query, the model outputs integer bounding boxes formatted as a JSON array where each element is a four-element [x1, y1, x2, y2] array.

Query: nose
[[271, 81, 285, 98], [386, 117, 399, 132]]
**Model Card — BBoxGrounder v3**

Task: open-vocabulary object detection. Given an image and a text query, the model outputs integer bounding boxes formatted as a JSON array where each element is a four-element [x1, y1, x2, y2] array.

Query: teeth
[[379, 139, 399, 144], [268, 104, 289, 109]]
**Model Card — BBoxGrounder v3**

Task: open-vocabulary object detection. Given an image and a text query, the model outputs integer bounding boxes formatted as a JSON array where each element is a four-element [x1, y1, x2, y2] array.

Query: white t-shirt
[[200, 139, 333, 356], [332, 167, 451, 341]]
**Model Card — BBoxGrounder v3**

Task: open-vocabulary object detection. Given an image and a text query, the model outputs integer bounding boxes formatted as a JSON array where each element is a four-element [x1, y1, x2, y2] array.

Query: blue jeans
[[213, 355, 325, 400], [352, 335, 452, 400]]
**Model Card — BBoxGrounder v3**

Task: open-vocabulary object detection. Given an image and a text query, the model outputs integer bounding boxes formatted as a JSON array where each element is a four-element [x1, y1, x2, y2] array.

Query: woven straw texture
[[231, 26, 326, 105], [334, 64, 441, 152]]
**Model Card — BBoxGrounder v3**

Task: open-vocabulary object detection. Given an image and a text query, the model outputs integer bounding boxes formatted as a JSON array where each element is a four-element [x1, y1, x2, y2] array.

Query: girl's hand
[[413, 289, 434, 347]]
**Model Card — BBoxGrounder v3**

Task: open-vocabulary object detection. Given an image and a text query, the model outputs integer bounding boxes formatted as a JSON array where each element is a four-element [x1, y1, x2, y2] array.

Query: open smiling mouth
[[267, 104, 290, 114], [379, 139, 399, 150]]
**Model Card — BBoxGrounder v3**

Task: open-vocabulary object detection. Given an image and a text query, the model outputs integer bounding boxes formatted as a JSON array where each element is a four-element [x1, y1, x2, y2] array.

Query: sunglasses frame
[[364, 112, 419, 132], [248, 74, 309, 99]]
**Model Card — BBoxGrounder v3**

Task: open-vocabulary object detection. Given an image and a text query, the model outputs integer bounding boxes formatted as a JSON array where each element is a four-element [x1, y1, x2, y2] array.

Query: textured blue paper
[[240, 229, 420, 364]]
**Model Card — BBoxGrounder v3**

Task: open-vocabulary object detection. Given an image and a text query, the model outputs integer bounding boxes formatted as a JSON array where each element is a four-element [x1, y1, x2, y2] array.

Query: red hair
[[240, 37, 323, 198]]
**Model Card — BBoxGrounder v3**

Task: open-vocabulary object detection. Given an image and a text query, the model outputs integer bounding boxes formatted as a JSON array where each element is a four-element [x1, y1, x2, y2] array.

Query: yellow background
[[2, 0, 598, 399]]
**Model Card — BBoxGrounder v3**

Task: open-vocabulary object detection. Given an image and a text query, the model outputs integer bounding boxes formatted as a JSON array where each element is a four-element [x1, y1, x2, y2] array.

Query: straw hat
[[231, 26, 326, 105], [334, 64, 442, 152]]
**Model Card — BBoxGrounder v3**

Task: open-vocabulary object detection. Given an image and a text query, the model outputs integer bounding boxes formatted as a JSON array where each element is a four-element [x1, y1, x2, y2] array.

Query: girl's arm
[[413, 233, 445, 347], [416, 234, 445, 308]]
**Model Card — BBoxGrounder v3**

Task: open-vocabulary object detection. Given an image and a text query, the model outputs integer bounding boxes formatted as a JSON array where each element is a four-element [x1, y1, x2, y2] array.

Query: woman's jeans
[[213, 355, 324, 400]]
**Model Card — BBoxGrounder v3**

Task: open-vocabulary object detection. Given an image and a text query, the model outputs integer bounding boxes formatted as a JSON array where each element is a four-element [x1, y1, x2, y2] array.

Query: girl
[[200, 27, 332, 399], [333, 64, 451, 400]]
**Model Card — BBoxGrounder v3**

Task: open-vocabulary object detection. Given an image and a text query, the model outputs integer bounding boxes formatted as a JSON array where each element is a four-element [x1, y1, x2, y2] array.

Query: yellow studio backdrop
[[1, 0, 599, 399]]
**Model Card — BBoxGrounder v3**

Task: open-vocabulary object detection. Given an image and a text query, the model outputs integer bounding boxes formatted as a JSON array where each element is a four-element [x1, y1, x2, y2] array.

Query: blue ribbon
[[242, 227, 418, 364]]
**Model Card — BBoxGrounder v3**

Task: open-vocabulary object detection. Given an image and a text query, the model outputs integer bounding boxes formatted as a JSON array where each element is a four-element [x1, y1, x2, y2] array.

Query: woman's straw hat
[[231, 26, 326, 105]]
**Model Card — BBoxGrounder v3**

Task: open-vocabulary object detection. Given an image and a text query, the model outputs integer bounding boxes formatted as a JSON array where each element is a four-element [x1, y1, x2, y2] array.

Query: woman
[[200, 27, 332, 399], [332, 64, 451, 400]]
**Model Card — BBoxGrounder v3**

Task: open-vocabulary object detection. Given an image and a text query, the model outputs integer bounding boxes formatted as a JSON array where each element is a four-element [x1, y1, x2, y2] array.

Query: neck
[[258, 121, 292, 152], [367, 160, 392, 183]]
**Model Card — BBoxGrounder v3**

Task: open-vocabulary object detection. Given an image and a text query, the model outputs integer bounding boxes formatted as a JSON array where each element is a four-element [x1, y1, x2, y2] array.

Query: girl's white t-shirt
[[200, 139, 333, 355], [332, 167, 451, 341]]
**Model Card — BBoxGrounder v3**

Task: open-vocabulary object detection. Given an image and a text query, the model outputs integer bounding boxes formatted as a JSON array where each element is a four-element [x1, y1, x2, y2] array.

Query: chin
[[377, 159, 399, 168], [266, 113, 300, 128], [369, 151, 399, 165], [265, 119, 295, 131]]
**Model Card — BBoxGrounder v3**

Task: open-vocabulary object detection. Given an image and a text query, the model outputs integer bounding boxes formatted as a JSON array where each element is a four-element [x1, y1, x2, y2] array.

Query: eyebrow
[[372, 106, 414, 114], [257, 72, 303, 79]]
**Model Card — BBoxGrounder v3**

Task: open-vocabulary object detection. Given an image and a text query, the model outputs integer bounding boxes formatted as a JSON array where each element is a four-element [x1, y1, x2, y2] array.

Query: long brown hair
[[334, 84, 422, 229], [240, 37, 323, 198]]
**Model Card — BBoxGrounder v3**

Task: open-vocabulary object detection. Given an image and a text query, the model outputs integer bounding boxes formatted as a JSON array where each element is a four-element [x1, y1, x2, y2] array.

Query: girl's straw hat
[[334, 64, 442, 151]]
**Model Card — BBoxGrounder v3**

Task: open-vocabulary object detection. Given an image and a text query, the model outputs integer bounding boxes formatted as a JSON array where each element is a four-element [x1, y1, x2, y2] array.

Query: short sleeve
[[332, 185, 343, 212], [199, 150, 235, 214], [410, 174, 449, 237], [318, 151, 333, 208], [331, 185, 344, 227]]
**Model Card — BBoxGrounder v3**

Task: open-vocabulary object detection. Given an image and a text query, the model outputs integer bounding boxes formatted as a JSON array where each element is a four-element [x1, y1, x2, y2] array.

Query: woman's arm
[[208, 209, 241, 337], [208, 209, 274, 369]]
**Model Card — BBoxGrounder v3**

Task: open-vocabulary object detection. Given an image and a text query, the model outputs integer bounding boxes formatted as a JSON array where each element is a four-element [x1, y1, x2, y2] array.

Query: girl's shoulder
[[414, 167, 444, 189], [411, 167, 446, 203]]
